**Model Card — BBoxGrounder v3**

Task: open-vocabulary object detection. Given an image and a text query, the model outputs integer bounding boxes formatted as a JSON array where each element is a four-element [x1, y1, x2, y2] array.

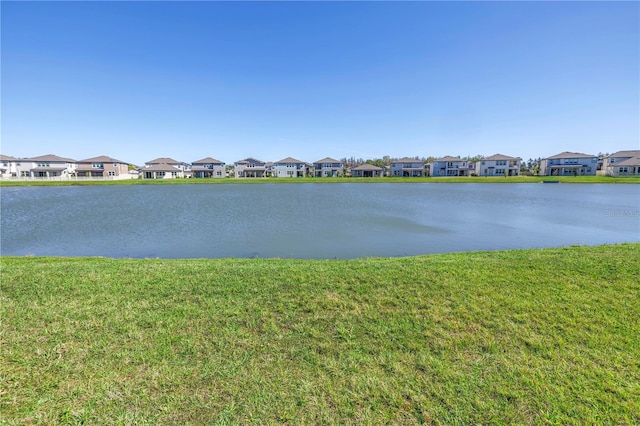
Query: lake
[[1, 183, 638, 259]]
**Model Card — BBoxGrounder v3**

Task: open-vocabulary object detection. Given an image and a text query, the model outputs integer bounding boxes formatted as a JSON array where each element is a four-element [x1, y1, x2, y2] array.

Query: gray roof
[[393, 157, 423, 163], [314, 157, 342, 164], [616, 156, 640, 167], [275, 156, 305, 164], [607, 150, 640, 159], [146, 157, 181, 165], [433, 156, 464, 162], [352, 164, 382, 171], [0, 154, 18, 161], [143, 163, 181, 172], [192, 157, 224, 165], [546, 151, 596, 160], [484, 154, 519, 161], [77, 155, 129, 164], [235, 157, 264, 165], [28, 154, 76, 162]]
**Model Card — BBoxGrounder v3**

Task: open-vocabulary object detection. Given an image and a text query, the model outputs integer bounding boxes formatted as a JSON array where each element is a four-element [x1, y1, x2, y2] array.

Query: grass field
[[1, 175, 639, 187], [2, 244, 639, 424]]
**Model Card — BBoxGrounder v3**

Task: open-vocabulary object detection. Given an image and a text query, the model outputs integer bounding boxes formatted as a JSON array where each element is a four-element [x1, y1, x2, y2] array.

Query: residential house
[[390, 157, 425, 177], [234, 157, 266, 178], [313, 157, 344, 177], [191, 157, 226, 178], [351, 163, 384, 177], [0, 154, 19, 177], [427, 156, 472, 177], [476, 154, 521, 177], [273, 157, 307, 177], [265, 162, 275, 177], [540, 152, 598, 176], [142, 157, 187, 179], [16, 154, 76, 179], [600, 150, 640, 177], [75, 155, 133, 179]]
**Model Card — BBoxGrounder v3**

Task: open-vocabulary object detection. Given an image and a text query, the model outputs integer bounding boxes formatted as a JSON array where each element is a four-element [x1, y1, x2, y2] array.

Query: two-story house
[[0, 155, 19, 178], [234, 157, 266, 178], [191, 157, 226, 178], [540, 152, 598, 176], [75, 155, 132, 179], [427, 156, 472, 177], [313, 157, 344, 177], [476, 154, 521, 177], [17, 154, 77, 179], [274, 157, 307, 177], [142, 157, 187, 179], [601, 150, 640, 177], [390, 157, 425, 177]]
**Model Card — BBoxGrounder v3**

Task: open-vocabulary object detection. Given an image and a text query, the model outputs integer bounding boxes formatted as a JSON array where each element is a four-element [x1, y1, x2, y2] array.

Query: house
[[191, 157, 226, 178], [234, 157, 266, 178], [427, 156, 472, 177], [476, 154, 521, 177], [351, 163, 384, 177], [600, 151, 640, 177], [75, 155, 133, 179], [313, 157, 344, 177], [0, 154, 19, 177], [390, 157, 425, 177], [265, 162, 275, 177], [16, 154, 76, 179], [539, 152, 598, 176], [273, 157, 307, 177], [142, 157, 187, 179]]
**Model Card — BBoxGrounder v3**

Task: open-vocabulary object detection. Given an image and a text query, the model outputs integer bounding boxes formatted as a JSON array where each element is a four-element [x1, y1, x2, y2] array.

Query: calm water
[[1, 183, 638, 259]]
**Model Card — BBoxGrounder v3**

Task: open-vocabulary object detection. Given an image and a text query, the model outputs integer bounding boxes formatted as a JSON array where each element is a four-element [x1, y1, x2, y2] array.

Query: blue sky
[[2, 1, 638, 166]]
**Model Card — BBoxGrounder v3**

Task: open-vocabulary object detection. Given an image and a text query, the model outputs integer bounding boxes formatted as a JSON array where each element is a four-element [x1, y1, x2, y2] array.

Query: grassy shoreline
[[2, 243, 639, 424], [1, 175, 639, 186]]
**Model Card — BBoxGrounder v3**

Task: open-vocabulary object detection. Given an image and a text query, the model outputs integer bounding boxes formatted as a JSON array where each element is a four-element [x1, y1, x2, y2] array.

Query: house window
[[113, 163, 119, 167], [496, 160, 506, 166], [446, 162, 454, 168], [92, 162, 104, 168], [156, 172, 165, 177], [496, 168, 505, 175], [108, 171, 116, 176], [171, 171, 177, 177], [287, 171, 294, 176], [216, 171, 222, 176], [619, 167, 628, 173]]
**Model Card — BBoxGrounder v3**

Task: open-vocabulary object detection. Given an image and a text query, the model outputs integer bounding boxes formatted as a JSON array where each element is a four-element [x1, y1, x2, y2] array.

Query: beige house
[[600, 150, 640, 177], [234, 158, 267, 178], [75, 155, 133, 179], [313, 157, 344, 177], [142, 157, 187, 179]]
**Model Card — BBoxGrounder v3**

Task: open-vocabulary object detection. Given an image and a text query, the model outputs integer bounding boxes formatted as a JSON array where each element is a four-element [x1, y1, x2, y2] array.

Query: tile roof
[[143, 163, 181, 172], [146, 157, 181, 165], [192, 157, 224, 164], [615, 156, 640, 167], [352, 164, 383, 171], [27, 154, 76, 162], [275, 157, 305, 164], [314, 157, 342, 164], [607, 150, 640, 159], [484, 154, 519, 161], [546, 151, 596, 159], [77, 155, 128, 164]]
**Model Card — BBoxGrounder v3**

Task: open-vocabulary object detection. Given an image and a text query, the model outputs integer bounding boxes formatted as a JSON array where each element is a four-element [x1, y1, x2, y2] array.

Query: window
[[156, 171, 165, 177], [92, 162, 104, 168], [495, 168, 505, 175], [447, 162, 454, 168], [216, 171, 222, 176], [619, 167, 628, 173], [496, 160, 506, 166], [108, 171, 116, 176], [287, 171, 294, 176], [113, 163, 119, 167], [171, 171, 177, 177]]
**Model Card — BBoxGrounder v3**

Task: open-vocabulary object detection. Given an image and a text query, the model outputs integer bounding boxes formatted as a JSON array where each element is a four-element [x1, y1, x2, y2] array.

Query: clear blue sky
[[2, 1, 638, 166]]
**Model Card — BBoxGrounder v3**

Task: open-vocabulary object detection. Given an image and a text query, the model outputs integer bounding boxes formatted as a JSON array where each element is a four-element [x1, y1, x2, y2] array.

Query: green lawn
[[2, 244, 639, 424], [1, 175, 639, 186]]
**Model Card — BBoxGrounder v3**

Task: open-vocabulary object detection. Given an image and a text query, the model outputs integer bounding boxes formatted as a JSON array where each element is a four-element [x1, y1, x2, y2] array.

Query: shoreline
[[1, 175, 639, 187]]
